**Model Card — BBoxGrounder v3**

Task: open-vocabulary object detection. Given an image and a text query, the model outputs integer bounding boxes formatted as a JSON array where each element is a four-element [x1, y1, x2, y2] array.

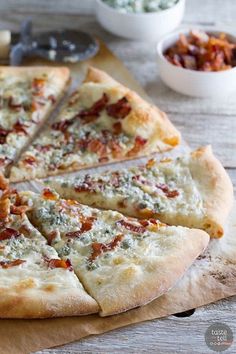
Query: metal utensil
[[6, 19, 99, 65]]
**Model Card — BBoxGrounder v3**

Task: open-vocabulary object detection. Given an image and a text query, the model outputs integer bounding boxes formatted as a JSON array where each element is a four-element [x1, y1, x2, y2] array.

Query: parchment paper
[[1, 40, 236, 354]]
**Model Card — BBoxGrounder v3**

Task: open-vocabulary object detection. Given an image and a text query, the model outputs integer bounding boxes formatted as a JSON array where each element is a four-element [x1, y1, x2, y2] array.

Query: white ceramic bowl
[[156, 28, 236, 98], [95, 0, 185, 41]]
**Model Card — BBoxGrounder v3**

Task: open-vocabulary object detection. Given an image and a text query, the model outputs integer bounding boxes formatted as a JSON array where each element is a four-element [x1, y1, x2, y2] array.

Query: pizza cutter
[[0, 19, 99, 65]]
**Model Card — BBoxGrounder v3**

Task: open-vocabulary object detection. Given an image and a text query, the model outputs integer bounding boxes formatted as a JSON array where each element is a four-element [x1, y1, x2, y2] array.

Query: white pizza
[[0, 66, 70, 176], [20, 188, 209, 317], [10, 67, 180, 182], [45, 146, 234, 238]]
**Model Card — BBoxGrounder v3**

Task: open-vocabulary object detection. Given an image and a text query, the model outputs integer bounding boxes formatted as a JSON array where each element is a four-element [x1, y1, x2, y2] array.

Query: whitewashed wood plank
[[169, 113, 236, 167], [185, 0, 236, 26], [37, 296, 236, 354], [0, 0, 96, 15], [228, 169, 236, 192]]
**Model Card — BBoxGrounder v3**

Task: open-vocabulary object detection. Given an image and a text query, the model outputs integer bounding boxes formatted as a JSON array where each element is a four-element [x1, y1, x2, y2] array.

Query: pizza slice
[[0, 66, 70, 176], [45, 146, 233, 238], [0, 186, 98, 318], [10, 67, 180, 182], [20, 188, 209, 317]]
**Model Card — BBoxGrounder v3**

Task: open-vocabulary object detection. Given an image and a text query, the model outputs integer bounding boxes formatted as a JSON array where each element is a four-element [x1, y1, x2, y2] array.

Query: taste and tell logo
[[205, 322, 234, 352]]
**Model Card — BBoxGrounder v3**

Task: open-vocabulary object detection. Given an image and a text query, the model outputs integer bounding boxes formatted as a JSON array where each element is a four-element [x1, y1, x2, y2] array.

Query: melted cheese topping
[[23, 189, 207, 315], [0, 72, 60, 172], [0, 214, 81, 290], [25, 190, 192, 276], [10, 83, 136, 177], [50, 155, 205, 224]]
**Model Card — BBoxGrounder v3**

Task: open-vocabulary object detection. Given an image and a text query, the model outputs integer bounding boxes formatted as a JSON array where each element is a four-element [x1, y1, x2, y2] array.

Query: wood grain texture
[[37, 296, 236, 354], [0, 0, 235, 353]]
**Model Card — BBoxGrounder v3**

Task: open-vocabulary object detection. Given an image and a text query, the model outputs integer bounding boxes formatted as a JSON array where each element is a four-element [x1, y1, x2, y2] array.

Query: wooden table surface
[[1, 0, 236, 353]]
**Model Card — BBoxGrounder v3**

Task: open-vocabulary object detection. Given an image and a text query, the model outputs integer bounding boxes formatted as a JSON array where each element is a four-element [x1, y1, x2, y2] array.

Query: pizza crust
[[189, 146, 234, 238], [0, 287, 99, 318]]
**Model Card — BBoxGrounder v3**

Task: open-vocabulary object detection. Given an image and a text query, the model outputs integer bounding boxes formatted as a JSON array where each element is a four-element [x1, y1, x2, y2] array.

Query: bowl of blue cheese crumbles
[[102, 0, 179, 13], [96, 0, 185, 40]]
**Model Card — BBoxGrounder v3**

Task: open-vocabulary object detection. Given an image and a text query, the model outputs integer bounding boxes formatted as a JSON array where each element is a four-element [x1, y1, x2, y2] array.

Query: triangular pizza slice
[[0, 66, 70, 176], [10, 67, 180, 182], [45, 146, 233, 238], [0, 181, 98, 318], [20, 188, 209, 317]]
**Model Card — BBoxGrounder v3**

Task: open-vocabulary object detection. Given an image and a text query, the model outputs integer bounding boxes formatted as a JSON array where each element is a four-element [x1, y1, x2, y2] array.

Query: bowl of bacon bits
[[156, 28, 236, 97]]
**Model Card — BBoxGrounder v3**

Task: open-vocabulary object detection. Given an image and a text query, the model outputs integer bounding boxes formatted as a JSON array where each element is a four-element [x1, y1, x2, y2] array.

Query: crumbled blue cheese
[[102, 0, 178, 13]]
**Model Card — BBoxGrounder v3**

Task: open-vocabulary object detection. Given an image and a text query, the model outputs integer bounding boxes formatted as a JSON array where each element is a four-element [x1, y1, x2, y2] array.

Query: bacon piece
[[74, 174, 96, 193], [156, 183, 179, 198], [106, 97, 131, 119], [78, 93, 108, 120], [75, 184, 94, 193], [0, 228, 21, 241], [109, 140, 122, 158], [31, 101, 41, 112], [77, 138, 90, 152], [110, 172, 120, 188], [127, 136, 147, 157], [89, 234, 123, 261], [23, 155, 37, 166], [0, 126, 10, 144], [0, 174, 8, 190], [48, 94, 56, 104], [87, 139, 107, 156], [10, 204, 29, 215], [166, 190, 179, 198], [146, 159, 156, 169], [35, 144, 54, 153], [117, 219, 146, 234], [47, 231, 57, 245], [0, 198, 10, 219], [60, 199, 80, 209], [75, 182, 95, 193], [0, 158, 7, 166], [65, 230, 83, 238], [47, 258, 73, 271], [42, 188, 58, 201], [113, 121, 122, 134], [139, 220, 149, 227], [65, 217, 95, 238], [0, 259, 26, 268], [51, 119, 72, 132], [13, 120, 28, 135], [1, 188, 18, 200], [149, 218, 159, 225], [32, 78, 45, 96]]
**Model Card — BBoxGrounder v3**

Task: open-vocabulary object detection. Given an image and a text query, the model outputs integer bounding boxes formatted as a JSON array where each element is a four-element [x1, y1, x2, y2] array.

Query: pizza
[[0, 182, 98, 318], [9, 67, 180, 182], [0, 66, 70, 176], [44, 146, 234, 238], [19, 188, 209, 317]]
